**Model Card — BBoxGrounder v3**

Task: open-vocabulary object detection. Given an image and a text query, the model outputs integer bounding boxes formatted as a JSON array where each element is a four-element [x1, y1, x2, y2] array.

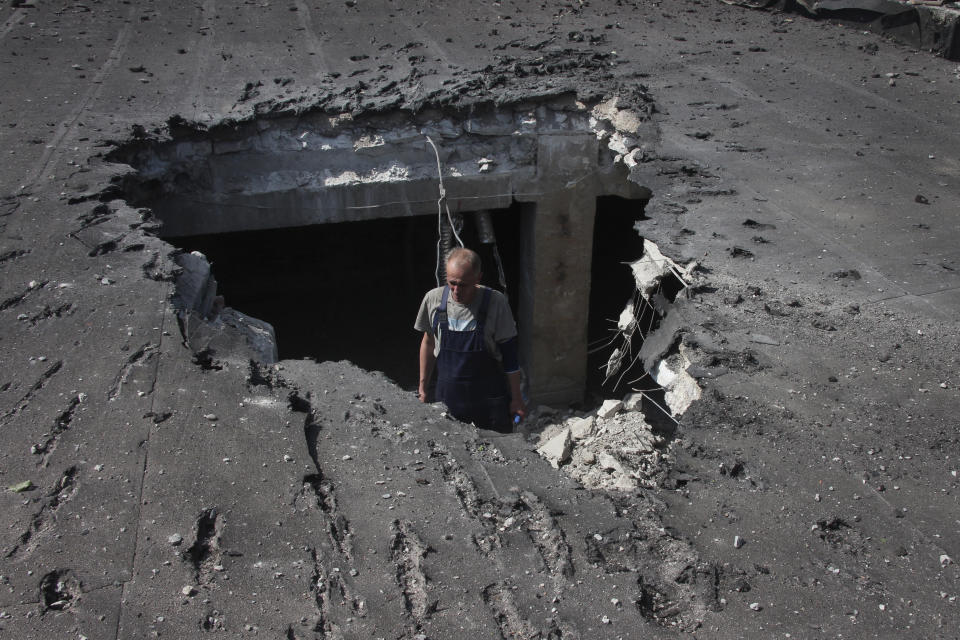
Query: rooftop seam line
[[116, 303, 168, 640], [0, 8, 25, 41], [17, 5, 135, 194]]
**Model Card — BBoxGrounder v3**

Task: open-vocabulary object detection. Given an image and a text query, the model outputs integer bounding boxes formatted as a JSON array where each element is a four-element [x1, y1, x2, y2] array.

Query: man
[[414, 248, 526, 432]]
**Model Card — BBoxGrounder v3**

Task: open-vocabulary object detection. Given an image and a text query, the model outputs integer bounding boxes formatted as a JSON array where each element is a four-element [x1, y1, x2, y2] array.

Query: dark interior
[[172, 204, 524, 390], [585, 196, 649, 401]]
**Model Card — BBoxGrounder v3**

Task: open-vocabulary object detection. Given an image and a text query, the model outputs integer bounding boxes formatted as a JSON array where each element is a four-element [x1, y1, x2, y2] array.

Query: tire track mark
[[481, 582, 541, 640], [518, 491, 574, 596], [187, 0, 217, 121], [0, 279, 46, 312], [0, 8, 25, 41], [32, 394, 82, 467], [5, 466, 79, 559], [432, 441, 483, 517], [107, 343, 158, 401], [294, 398, 356, 563], [307, 547, 366, 638], [0, 358, 63, 424], [183, 507, 223, 585], [18, 4, 136, 192], [288, 389, 367, 635], [298, 471, 354, 562], [292, 0, 330, 72], [0, 248, 29, 264], [25, 302, 76, 326], [389, 519, 433, 631]]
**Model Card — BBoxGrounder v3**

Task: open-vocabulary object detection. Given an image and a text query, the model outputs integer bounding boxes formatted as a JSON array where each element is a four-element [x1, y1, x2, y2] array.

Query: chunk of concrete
[[623, 392, 644, 412], [653, 349, 702, 416], [597, 452, 623, 473], [569, 416, 595, 441], [537, 428, 572, 469], [597, 399, 623, 419]]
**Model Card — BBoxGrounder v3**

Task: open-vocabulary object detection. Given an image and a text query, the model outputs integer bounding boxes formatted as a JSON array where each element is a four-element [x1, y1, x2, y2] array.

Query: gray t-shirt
[[414, 285, 518, 361]]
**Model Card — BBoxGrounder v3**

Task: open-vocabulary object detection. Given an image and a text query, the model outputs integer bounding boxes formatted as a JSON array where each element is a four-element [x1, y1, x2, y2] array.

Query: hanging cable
[[425, 135, 463, 286]]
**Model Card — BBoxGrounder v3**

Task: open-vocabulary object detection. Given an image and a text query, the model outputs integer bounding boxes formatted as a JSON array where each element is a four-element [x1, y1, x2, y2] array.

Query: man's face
[[446, 262, 480, 304]]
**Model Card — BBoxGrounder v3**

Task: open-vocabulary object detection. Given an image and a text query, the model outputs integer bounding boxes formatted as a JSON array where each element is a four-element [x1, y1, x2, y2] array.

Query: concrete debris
[[536, 428, 572, 468], [569, 416, 595, 441], [623, 392, 644, 411], [631, 239, 695, 299], [174, 250, 278, 365], [532, 396, 667, 491], [652, 346, 702, 416], [597, 399, 623, 418]]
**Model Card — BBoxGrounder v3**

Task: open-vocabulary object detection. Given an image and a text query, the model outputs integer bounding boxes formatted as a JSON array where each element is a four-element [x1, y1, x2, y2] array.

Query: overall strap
[[432, 286, 450, 335], [476, 287, 492, 329]]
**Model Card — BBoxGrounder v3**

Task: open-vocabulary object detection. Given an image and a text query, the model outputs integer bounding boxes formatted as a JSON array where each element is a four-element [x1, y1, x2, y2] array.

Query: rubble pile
[[531, 395, 669, 491]]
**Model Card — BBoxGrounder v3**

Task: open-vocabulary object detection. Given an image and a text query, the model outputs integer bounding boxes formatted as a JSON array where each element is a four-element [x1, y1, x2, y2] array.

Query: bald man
[[414, 248, 526, 432]]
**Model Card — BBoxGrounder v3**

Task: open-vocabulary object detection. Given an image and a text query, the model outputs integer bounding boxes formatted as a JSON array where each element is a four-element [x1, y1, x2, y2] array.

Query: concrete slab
[[2, 1, 960, 638]]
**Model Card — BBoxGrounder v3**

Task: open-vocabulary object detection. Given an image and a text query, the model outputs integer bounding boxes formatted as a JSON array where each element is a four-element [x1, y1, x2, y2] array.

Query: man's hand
[[417, 384, 429, 403], [509, 396, 527, 420], [507, 370, 526, 421]]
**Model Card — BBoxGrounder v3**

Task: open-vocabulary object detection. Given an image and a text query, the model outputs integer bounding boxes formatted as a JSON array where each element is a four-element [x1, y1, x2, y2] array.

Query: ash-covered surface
[[2, 1, 960, 638]]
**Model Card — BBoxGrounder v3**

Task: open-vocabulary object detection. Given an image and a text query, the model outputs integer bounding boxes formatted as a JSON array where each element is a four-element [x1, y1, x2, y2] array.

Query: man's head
[[446, 248, 482, 304]]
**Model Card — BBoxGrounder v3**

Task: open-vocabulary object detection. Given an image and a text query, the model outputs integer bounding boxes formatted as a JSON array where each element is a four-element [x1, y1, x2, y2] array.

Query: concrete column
[[521, 133, 599, 406]]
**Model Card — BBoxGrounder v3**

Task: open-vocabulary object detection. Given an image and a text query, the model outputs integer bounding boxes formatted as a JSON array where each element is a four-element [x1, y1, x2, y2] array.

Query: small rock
[[283, 454, 293, 462], [203, 414, 218, 421], [941, 554, 953, 566], [749, 602, 762, 611], [581, 451, 597, 465], [734, 535, 745, 548], [597, 399, 623, 419], [181, 585, 196, 596], [7, 480, 33, 493]]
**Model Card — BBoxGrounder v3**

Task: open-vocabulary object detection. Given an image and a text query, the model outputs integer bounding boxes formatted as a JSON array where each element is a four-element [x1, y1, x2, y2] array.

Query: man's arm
[[507, 370, 526, 419], [418, 332, 436, 403], [497, 336, 526, 419]]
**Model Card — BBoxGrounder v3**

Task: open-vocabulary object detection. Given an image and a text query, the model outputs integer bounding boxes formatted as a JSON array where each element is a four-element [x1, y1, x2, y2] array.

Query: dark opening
[[172, 204, 524, 390], [585, 196, 648, 401]]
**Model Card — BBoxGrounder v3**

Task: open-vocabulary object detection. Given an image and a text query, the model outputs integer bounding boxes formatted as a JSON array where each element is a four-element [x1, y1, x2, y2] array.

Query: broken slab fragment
[[597, 399, 623, 419], [537, 428, 572, 468], [623, 392, 644, 412], [569, 415, 595, 441]]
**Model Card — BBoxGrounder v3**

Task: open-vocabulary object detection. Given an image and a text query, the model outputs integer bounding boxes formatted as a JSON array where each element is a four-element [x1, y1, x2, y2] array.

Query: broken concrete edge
[[172, 250, 279, 366], [722, 0, 960, 61], [103, 84, 655, 168], [84, 83, 670, 404], [532, 238, 704, 489]]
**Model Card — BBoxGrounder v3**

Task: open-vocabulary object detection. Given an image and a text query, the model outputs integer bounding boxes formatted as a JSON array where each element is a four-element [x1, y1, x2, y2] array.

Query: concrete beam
[[522, 132, 600, 406]]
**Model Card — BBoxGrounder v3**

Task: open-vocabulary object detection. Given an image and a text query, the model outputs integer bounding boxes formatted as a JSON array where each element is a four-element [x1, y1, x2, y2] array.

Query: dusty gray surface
[[1, 1, 959, 638]]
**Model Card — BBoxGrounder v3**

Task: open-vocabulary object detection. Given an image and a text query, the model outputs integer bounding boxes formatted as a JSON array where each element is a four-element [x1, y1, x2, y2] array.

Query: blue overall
[[432, 286, 512, 432]]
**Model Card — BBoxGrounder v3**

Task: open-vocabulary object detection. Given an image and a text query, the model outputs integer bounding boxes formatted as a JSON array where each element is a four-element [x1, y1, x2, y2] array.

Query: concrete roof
[[2, 1, 959, 637]]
